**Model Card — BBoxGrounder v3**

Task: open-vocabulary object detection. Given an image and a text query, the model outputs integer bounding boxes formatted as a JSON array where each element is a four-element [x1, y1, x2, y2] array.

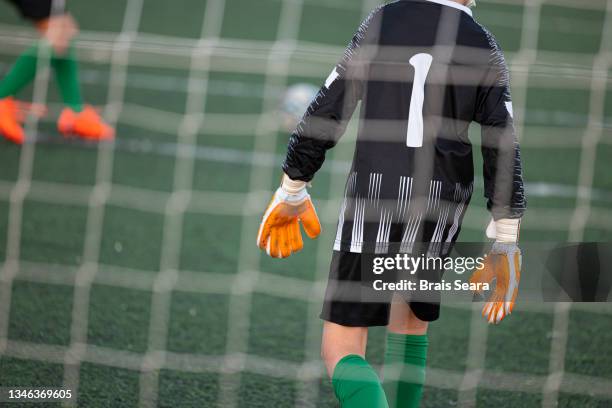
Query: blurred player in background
[[258, 0, 525, 407], [0, 0, 114, 144]]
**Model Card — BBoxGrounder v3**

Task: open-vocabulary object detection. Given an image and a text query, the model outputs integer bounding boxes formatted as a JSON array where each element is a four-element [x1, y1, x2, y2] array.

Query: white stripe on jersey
[[334, 172, 357, 251], [428, 203, 451, 257], [375, 208, 393, 254], [396, 176, 413, 222], [367, 173, 383, 205], [350, 197, 366, 253]]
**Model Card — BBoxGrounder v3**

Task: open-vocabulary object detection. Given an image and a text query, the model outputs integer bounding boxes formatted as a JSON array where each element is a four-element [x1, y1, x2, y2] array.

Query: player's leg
[[0, 45, 39, 99], [383, 299, 429, 408], [321, 322, 388, 408], [0, 44, 40, 143], [53, 44, 114, 140], [320, 251, 391, 407], [51, 43, 83, 112], [321, 321, 368, 377]]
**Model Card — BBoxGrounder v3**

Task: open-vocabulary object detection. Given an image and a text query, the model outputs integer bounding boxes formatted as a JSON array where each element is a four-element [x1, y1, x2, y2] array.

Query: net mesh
[[0, 0, 611, 406]]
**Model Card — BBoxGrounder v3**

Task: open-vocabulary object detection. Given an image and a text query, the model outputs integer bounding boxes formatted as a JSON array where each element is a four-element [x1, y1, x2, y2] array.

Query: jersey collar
[[425, 0, 473, 16]]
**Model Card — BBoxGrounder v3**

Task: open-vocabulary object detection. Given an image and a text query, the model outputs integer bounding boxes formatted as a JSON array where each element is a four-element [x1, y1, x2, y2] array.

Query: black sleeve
[[474, 33, 526, 220], [7, 0, 53, 21], [282, 6, 383, 182]]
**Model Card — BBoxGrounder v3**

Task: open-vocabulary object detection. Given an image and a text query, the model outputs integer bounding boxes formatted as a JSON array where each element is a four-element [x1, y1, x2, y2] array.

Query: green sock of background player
[[0, 44, 38, 99], [332, 354, 389, 408], [382, 333, 428, 408], [51, 43, 83, 112], [0, 42, 83, 112]]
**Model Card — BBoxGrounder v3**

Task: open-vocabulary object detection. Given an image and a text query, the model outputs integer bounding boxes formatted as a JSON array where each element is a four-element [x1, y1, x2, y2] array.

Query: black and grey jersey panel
[[333, 173, 473, 255], [283, 0, 526, 253]]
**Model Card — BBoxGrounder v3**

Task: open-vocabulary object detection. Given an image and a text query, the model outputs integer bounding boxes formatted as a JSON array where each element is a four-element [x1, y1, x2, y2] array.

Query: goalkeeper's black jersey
[[282, 0, 526, 254]]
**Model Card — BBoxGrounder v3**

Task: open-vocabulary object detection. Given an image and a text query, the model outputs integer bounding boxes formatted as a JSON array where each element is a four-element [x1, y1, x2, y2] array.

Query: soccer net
[[0, 0, 611, 406]]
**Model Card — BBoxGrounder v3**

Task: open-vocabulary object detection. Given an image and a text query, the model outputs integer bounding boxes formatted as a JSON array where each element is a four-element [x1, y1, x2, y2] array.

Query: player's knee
[[320, 343, 334, 367], [388, 303, 429, 334], [321, 341, 344, 377], [321, 322, 368, 377], [321, 339, 353, 373]]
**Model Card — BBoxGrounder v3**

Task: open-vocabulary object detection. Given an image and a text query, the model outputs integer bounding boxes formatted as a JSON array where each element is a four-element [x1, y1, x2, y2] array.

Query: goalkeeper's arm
[[258, 8, 382, 258], [475, 35, 526, 226], [281, 7, 382, 182], [471, 34, 526, 324]]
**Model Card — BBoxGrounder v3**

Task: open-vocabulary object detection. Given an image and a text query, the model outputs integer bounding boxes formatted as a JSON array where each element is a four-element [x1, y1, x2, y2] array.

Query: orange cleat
[[0, 97, 26, 144], [58, 105, 115, 140]]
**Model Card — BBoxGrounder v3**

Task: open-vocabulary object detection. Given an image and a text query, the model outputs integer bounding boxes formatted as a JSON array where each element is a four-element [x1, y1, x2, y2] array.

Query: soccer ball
[[279, 83, 319, 132]]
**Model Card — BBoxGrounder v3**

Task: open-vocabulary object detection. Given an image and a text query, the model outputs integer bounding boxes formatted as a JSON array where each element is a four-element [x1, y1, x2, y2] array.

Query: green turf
[[537, 2, 607, 55], [259, 243, 320, 280], [77, 363, 140, 406], [157, 370, 220, 407], [31, 144, 98, 186], [0, 144, 21, 181], [205, 71, 266, 114], [166, 292, 229, 354], [476, 389, 542, 407], [138, 0, 208, 39], [0, 200, 7, 261], [123, 66, 189, 114], [248, 293, 309, 362], [421, 386, 459, 408], [475, 2, 524, 53], [65, 0, 128, 33], [237, 372, 296, 408], [99, 205, 164, 271], [87, 285, 151, 353], [192, 158, 253, 193], [558, 394, 612, 408], [9, 281, 73, 346], [112, 149, 176, 192], [220, 0, 283, 42], [485, 311, 553, 375], [299, 3, 362, 46], [180, 212, 242, 274], [426, 306, 472, 372], [0, 357, 64, 386], [1, 0, 612, 406], [20, 200, 88, 265], [565, 310, 612, 379]]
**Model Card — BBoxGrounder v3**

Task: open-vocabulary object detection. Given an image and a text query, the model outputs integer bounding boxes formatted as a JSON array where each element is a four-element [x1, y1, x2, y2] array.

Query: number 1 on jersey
[[407, 53, 433, 148]]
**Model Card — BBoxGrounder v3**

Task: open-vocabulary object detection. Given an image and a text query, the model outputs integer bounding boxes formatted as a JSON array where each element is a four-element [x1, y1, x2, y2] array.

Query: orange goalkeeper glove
[[257, 174, 321, 258], [470, 219, 521, 324]]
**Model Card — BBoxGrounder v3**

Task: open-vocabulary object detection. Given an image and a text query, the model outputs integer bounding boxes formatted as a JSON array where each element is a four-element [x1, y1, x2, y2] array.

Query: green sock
[[382, 333, 428, 408], [332, 354, 389, 408], [0, 44, 39, 98], [51, 43, 83, 112], [0, 42, 83, 112]]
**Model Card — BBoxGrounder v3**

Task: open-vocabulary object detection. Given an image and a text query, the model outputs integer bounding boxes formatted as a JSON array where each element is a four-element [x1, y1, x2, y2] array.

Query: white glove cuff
[[487, 218, 520, 243], [281, 174, 307, 195]]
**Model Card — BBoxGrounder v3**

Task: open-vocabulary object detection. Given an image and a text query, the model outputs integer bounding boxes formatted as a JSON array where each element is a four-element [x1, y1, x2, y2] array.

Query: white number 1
[[406, 53, 433, 148]]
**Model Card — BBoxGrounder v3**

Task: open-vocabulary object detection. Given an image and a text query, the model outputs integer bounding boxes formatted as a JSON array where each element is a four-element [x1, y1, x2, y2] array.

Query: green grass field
[[1, 0, 612, 406]]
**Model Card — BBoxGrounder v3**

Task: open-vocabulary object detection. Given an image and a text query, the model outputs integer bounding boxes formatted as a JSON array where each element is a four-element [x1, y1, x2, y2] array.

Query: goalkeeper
[[257, 0, 526, 407], [0, 0, 114, 144]]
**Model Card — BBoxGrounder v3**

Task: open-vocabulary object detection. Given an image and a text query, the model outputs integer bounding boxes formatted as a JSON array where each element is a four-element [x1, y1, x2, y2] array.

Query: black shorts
[[320, 250, 445, 327]]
